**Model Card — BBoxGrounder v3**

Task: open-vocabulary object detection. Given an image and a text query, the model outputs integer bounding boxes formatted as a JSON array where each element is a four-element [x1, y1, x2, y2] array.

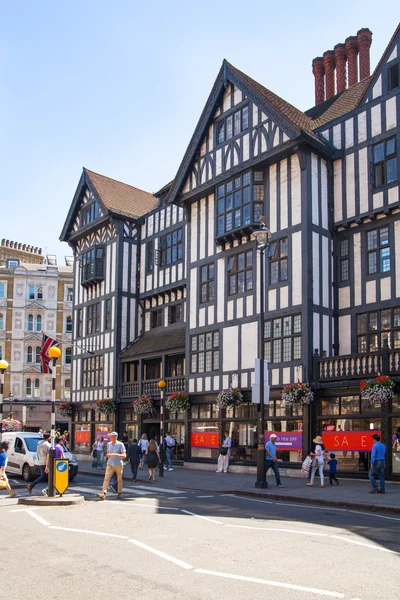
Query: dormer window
[[81, 201, 99, 227], [216, 105, 249, 145]]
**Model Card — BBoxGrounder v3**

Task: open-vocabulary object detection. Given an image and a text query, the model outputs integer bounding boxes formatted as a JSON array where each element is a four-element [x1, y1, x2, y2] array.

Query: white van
[[2, 432, 78, 482]]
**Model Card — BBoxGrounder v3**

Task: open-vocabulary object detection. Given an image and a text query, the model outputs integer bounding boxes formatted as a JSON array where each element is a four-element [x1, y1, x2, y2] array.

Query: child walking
[[328, 452, 339, 486]]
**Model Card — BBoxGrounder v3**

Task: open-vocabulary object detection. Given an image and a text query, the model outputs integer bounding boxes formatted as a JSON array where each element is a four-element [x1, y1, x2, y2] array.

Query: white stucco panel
[[223, 325, 239, 372], [338, 315, 351, 355], [241, 321, 258, 370]]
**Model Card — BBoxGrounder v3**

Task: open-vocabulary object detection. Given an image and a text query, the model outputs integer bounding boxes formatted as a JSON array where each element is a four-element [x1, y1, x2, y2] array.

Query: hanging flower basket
[[216, 388, 244, 408], [132, 395, 154, 415], [282, 383, 314, 405], [2, 418, 21, 432], [57, 402, 73, 418], [166, 392, 190, 412], [360, 375, 394, 403], [95, 399, 116, 415]]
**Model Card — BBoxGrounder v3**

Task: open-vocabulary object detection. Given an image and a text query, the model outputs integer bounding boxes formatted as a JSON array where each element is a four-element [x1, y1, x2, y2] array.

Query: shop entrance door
[[145, 423, 160, 444]]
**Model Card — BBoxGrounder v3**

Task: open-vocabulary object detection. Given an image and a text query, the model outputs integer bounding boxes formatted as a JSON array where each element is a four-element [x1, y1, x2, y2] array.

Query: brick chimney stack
[[323, 50, 336, 99], [357, 28, 373, 80], [312, 57, 325, 105], [334, 43, 347, 93], [345, 36, 359, 87]]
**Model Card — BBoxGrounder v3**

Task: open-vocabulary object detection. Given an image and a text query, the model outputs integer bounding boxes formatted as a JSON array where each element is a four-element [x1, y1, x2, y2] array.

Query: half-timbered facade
[[61, 24, 400, 477], [60, 168, 158, 452]]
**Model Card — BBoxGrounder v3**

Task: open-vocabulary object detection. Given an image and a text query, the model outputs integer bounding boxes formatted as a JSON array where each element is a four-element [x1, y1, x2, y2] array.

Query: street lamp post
[[253, 216, 271, 489], [47, 346, 61, 497], [158, 379, 166, 478], [0, 360, 9, 444]]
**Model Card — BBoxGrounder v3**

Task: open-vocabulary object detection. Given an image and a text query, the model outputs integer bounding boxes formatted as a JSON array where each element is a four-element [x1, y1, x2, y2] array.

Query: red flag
[[40, 333, 60, 374]]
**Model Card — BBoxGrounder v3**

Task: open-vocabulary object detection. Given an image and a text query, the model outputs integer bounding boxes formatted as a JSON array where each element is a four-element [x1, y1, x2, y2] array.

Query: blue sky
[[0, 1, 398, 261]]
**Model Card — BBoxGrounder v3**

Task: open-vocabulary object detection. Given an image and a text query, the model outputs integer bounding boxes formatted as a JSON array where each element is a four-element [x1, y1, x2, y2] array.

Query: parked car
[[2, 432, 79, 482]]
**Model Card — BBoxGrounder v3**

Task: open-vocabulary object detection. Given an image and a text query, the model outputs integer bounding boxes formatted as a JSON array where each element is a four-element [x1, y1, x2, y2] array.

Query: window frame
[[357, 307, 400, 353], [215, 104, 249, 146], [0, 283, 5, 298], [366, 225, 391, 276], [150, 308, 164, 329], [65, 316, 73, 333], [81, 246, 105, 286], [264, 314, 302, 364], [27, 346, 33, 363], [371, 137, 397, 188], [77, 309, 83, 338], [339, 238, 350, 283], [35, 315, 42, 332], [190, 330, 220, 374], [146, 241, 154, 273], [65, 347, 72, 365], [82, 355, 104, 388], [270, 238, 289, 286], [66, 287, 73, 302], [80, 200, 99, 228], [200, 263, 215, 304], [168, 303, 183, 324], [158, 228, 183, 268], [105, 299, 112, 331], [388, 62, 399, 92], [87, 302, 101, 335], [227, 250, 253, 297], [216, 171, 265, 238]]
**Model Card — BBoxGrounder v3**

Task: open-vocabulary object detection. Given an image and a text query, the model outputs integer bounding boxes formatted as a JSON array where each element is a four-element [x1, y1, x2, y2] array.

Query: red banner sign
[[75, 430, 91, 443], [322, 430, 381, 452], [191, 432, 220, 448]]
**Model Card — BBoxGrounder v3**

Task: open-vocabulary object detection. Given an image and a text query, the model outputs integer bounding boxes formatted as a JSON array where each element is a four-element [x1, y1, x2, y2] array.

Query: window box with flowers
[[95, 399, 116, 415], [2, 418, 21, 432], [216, 388, 244, 408], [132, 395, 154, 415], [360, 375, 395, 403], [57, 402, 73, 418], [165, 392, 190, 413], [282, 383, 314, 405]]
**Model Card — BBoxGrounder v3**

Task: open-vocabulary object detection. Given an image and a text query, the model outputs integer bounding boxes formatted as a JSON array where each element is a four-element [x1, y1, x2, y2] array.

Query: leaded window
[[77, 309, 83, 338], [190, 331, 219, 373], [81, 247, 105, 285], [339, 239, 350, 282], [81, 201, 99, 227], [367, 226, 390, 274], [158, 228, 183, 267], [200, 263, 215, 303], [82, 355, 104, 388], [216, 105, 249, 145], [372, 138, 397, 186], [357, 308, 400, 352], [87, 303, 101, 335], [270, 238, 288, 285], [264, 315, 302, 363], [227, 251, 253, 295], [151, 308, 163, 329], [216, 171, 264, 236], [105, 299, 112, 330]]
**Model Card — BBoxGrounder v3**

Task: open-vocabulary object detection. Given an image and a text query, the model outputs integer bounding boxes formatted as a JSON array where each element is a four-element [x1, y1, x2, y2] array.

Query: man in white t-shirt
[[97, 432, 126, 500], [164, 433, 176, 471]]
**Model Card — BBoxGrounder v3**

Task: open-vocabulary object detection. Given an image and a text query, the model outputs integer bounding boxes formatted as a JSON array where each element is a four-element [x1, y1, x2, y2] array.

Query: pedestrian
[[164, 432, 176, 471], [54, 436, 65, 459], [306, 435, 326, 487], [27, 432, 51, 495], [216, 431, 232, 473], [138, 433, 149, 470], [146, 439, 160, 482], [128, 439, 141, 481], [0, 441, 17, 498], [265, 433, 285, 488], [97, 432, 126, 500], [369, 433, 386, 494], [327, 453, 339, 486], [92, 436, 105, 469]]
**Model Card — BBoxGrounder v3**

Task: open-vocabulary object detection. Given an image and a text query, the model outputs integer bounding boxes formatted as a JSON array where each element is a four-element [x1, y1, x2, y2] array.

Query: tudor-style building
[[60, 168, 158, 452], [61, 24, 400, 478]]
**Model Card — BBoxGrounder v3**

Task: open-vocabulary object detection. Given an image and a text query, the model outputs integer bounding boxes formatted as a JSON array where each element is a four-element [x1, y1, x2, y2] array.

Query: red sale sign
[[322, 430, 381, 452], [191, 432, 220, 448]]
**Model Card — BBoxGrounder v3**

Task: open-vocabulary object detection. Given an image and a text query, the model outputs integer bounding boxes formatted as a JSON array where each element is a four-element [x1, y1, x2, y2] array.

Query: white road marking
[[71, 485, 156, 496], [168, 496, 187, 499], [226, 524, 328, 537], [180, 509, 223, 524], [274, 502, 348, 512], [111, 502, 180, 510], [133, 485, 184, 495], [49, 526, 129, 539], [196, 495, 214, 498], [26, 510, 50, 527], [10, 507, 40, 513], [347, 509, 400, 522], [330, 535, 398, 554], [194, 569, 345, 598], [225, 496, 274, 505], [128, 538, 193, 569]]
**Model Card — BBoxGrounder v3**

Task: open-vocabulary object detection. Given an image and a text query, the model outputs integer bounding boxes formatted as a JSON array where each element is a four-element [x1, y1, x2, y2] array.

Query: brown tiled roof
[[312, 77, 372, 128], [228, 62, 316, 135], [85, 168, 158, 219], [120, 326, 186, 359]]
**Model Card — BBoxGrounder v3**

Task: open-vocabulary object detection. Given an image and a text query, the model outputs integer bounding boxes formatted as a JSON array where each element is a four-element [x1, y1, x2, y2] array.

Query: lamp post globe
[[0, 360, 9, 373], [48, 346, 62, 361]]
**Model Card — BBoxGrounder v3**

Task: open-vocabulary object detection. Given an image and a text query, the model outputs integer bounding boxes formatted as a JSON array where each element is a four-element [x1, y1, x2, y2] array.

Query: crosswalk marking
[[70, 485, 156, 496], [133, 485, 184, 495]]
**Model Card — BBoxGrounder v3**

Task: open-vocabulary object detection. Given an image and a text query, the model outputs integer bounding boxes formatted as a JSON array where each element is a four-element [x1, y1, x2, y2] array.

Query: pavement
[[77, 459, 400, 514]]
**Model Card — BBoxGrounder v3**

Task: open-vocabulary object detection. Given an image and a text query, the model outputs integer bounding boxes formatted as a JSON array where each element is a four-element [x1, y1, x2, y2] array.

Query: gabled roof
[[312, 77, 372, 128], [84, 169, 158, 219], [166, 60, 330, 205], [60, 168, 158, 242]]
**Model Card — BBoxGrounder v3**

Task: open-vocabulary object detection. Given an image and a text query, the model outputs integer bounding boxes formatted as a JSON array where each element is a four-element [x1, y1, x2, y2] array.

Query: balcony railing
[[121, 377, 186, 399], [318, 349, 400, 381]]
